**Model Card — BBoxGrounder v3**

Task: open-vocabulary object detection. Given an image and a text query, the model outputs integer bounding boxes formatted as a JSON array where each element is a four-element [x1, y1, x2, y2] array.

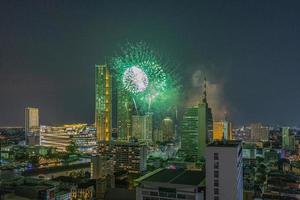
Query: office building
[[282, 127, 295, 151], [181, 78, 213, 160], [135, 168, 205, 200], [161, 117, 174, 142], [213, 121, 232, 141], [206, 141, 243, 200], [25, 107, 40, 145], [98, 141, 147, 174], [95, 64, 112, 142], [250, 123, 269, 142], [117, 88, 132, 141], [132, 113, 153, 142]]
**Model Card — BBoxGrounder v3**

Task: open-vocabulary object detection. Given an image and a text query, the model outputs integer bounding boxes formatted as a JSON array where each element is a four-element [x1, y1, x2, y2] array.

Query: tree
[[66, 141, 78, 155], [30, 155, 40, 167]]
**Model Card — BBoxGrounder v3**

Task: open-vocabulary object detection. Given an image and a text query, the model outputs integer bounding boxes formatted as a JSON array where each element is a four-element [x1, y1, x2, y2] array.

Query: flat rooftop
[[207, 140, 242, 147], [141, 168, 205, 186]]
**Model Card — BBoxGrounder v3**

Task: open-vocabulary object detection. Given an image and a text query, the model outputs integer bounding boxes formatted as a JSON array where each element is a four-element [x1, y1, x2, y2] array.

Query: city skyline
[[1, 1, 300, 126], [1, 2, 300, 200]]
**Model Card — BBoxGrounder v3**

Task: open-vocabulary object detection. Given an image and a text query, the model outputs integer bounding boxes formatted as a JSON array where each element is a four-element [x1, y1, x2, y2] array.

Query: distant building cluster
[[2, 61, 300, 200]]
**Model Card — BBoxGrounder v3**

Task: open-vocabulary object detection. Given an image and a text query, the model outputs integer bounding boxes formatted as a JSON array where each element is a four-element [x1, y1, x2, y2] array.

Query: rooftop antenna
[[202, 76, 207, 104]]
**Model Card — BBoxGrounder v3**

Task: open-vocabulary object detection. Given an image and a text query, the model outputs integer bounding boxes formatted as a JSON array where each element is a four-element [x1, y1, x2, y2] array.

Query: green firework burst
[[112, 41, 180, 115]]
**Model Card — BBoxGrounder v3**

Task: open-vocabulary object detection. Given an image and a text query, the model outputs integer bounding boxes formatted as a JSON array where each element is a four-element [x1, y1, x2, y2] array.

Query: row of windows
[[142, 192, 195, 200], [214, 152, 220, 200], [214, 152, 219, 160], [214, 170, 219, 178]]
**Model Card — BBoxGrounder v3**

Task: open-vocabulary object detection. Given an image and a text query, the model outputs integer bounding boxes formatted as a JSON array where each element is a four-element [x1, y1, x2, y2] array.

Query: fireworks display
[[112, 42, 180, 115], [122, 66, 149, 93]]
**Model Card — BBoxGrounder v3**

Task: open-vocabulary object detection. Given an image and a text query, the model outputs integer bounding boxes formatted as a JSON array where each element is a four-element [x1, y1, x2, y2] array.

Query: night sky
[[1, 0, 300, 126]]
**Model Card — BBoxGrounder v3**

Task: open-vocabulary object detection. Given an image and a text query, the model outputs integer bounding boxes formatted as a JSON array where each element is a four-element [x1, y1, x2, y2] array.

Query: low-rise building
[[40, 124, 96, 152], [135, 168, 205, 200]]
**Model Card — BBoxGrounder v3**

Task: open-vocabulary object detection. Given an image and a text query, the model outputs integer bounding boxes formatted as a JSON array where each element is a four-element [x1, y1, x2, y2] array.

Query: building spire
[[202, 76, 207, 104]]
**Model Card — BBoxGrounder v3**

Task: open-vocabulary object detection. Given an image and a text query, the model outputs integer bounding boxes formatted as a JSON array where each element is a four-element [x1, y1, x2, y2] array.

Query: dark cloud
[[1, 0, 300, 126]]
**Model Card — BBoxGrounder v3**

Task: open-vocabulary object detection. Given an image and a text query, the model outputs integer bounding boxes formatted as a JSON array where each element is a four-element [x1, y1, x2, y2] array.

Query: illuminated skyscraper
[[117, 86, 132, 141], [25, 107, 40, 145], [95, 64, 112, 141], [213, 121, 233, 141], [181, 78, 213, 160], [25, 107, 39, 133]]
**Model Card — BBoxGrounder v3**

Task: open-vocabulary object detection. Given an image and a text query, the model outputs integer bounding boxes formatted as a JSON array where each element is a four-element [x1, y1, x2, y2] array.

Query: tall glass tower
[[181, 78, 213, 160], [95, 64, 112, 141], [117, 88, 132, 141]]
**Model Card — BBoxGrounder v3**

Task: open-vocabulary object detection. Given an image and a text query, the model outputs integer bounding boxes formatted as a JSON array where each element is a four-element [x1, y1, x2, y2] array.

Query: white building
[[205, 141, 243, 200]]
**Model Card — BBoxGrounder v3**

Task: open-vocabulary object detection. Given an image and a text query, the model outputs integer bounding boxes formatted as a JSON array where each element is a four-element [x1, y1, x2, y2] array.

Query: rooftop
[[139, 168, 205, 186], [207, 140, 242, 147]]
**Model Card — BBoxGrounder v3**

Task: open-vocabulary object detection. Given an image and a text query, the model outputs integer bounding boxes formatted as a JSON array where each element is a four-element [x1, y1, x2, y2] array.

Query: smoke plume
[[185, 69, 228, 121]]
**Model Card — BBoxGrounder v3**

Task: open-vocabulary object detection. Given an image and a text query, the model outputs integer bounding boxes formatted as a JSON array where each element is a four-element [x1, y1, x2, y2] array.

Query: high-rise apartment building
[[206, 141, 243, 200], [181, 78, 213, 160], [25, 107, 40, 145], [98, 141, 147, 174], [250, 123, 269, 142], [95, 64, 112, 142]]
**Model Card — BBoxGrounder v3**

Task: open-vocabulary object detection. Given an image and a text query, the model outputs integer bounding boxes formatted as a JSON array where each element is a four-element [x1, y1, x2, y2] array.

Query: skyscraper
[[25, 107, 40, 145], [206, 141, 243, 200], [181, 78, 213, 160], [95, 64, 112, 142], [117, 85, 132, 141]]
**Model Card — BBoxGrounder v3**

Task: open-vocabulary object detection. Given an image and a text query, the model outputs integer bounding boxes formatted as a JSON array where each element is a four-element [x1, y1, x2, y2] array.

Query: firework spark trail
[[112, 42, 180, 117]]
